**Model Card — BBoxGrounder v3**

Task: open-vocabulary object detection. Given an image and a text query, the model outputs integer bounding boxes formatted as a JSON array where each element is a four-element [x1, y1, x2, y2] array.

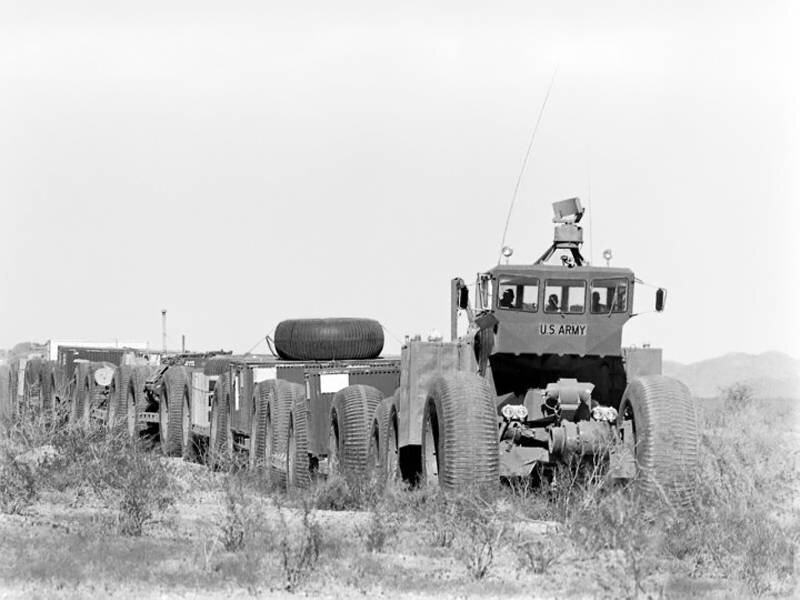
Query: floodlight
[[602, 248, 613, 266], [551, 198, 584, 224], [501, 246, 514, 258]]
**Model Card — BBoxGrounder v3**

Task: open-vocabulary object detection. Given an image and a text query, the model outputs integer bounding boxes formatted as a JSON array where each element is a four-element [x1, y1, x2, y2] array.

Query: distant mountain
[[663, 351, 800, 399]]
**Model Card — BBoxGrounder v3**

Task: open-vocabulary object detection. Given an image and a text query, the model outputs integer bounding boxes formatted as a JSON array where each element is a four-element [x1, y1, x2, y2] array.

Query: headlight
[[501, 404, 529, 421], [591, 406, 618, 422]]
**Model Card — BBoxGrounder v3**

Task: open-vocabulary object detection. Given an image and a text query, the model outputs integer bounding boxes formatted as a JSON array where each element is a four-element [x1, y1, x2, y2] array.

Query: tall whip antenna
[[587, 158, 594, 265], [498, 66, 559, 263]]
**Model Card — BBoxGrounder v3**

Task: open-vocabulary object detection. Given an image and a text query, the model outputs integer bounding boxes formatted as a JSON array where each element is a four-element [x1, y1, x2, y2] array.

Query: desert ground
[[1, 389, 798, 600]]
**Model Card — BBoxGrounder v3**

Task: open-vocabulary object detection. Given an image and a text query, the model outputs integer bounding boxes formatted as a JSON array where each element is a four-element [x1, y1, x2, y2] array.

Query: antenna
[[587, 169, 594, 265], [498, 65, 559, 264], [161, 309, 167, 353]]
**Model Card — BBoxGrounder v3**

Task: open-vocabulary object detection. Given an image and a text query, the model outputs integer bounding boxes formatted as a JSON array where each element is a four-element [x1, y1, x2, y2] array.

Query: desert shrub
[[0, 447, 37, 514], [312, 475, 356, 510], [515, 535, 566, 574], [214, 471, 272, 553], [219, 475, 248, 551], [358, 502, 397, 553], [274, 498, 323, 591], [458, 506, 506, 580], [114, 449, 175, 535], [687, 396, 799, 595], [412, 487, 506, 579], [720, 382, 755, 410], [40, 427, 176, 535], [501, 474, 555, 522], [312, 474, 381, 511]]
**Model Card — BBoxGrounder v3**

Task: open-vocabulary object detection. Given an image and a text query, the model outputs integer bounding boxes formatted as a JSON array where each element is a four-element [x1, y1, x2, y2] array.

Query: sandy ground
[[0, 457, 748, 600]]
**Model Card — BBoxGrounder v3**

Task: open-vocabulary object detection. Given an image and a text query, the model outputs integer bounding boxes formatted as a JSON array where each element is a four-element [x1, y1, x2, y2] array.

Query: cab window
[[590, 279, 629, 313], [497, 277, 539, 312], [544, 279, 586, 314], [477, 274, 494, 310]]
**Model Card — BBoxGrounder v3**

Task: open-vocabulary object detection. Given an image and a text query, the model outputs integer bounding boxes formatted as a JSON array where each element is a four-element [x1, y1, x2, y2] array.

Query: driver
[[499, 288, 515, 308], [545, 294, 560, 313], [591, 291, 602, 313]]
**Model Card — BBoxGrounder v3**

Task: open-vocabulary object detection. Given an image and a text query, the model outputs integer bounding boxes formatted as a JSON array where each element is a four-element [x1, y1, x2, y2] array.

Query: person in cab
[[545, 294, 560, 313]]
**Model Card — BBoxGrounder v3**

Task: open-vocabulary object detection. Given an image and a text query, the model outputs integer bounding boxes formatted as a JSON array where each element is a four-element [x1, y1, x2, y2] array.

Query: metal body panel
[[622, 347, 663, 378], [223, 357, 401, 455], [47, 339, 148, 362], [397, 340, 477, 447], [304, 366, 401, 456], [499, 444, 549, 478], [485, 264, 634, 358], [489, 353, 627, 408], [191, 372, 215, 428], [230, 366, 254, 434], [58, 347, 129, 382]]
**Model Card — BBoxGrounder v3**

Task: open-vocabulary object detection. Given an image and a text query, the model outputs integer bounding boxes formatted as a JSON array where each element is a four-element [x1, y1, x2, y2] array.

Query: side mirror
[[458, 286, 469, 310], [655, 288, 666, 312]]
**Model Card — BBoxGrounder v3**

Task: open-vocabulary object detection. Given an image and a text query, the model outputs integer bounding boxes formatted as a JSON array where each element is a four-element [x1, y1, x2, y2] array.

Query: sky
[[1, 1, 798, 363]]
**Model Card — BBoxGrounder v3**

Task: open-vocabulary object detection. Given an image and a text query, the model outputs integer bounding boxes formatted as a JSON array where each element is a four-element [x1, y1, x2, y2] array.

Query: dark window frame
[[496, 276, 540, 313], [589, 278, 630, 314], [543, 278, 587, 315]]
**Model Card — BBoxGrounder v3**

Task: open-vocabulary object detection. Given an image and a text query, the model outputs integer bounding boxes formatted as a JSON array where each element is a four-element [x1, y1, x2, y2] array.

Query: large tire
[[23, 358, 46, 418], [40, 361, 61, 422], [617, 375, 700, 505], [289, 391, 312, 489], [87, 362, 116, 427], [0, 364, 11, 422], [101, 364, 120, 428], [7, 363, 20, 420], [162, 367, 191, 458], [250, 380, 276, 471], [274, 318, 384, 361], [70, 363, 92, 429], [209, 373, 233, 467], [271, 380, 302, 488], [367, 395, 394, 484], [119, 365, 152, 438], [115, 365, 134, 434], [421, 372, 499, 490], [329, 385, 384, 479], [385, 395, 402, 484]]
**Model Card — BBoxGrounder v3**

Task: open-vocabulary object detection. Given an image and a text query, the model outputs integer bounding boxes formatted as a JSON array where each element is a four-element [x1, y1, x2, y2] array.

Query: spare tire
[[274, 318, 384, 361]]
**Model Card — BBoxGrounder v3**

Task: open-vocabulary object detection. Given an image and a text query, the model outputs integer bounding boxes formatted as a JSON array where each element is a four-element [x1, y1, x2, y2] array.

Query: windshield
[[497, 276, 539, 312], [544, 279, 586, 314], [590, 278, 629, 313]]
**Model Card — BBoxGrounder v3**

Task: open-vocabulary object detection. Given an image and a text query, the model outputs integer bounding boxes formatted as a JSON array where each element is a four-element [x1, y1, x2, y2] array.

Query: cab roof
[[487, 263, 634, 279]]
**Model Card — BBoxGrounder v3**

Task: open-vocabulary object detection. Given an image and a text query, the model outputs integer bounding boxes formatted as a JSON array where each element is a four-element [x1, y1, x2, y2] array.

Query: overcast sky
[[1, 1, 797, 363]]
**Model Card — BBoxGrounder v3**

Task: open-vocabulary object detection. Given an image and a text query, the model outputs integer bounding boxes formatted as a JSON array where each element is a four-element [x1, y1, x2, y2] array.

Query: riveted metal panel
[[276, 365, 307, 386], [230, 367, 255, 435], [305, 373, 330, 457], [191, 372, 216, 429], [348, 371, 401, 398]]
